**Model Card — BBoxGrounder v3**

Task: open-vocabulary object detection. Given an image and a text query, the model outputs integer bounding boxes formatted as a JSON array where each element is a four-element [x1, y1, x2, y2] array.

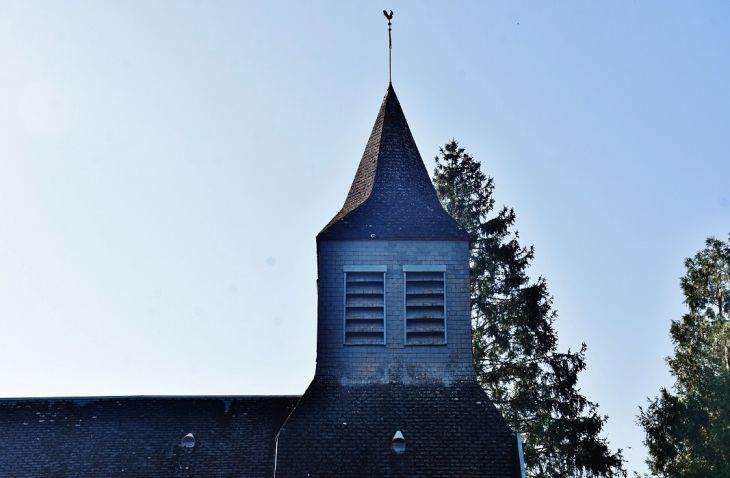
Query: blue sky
[[2, 1, 729, 474]]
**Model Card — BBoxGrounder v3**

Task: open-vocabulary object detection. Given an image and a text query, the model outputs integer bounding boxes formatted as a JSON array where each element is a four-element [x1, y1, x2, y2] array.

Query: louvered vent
[[343, 266, 386, 345], [404, 265, 446, 345]]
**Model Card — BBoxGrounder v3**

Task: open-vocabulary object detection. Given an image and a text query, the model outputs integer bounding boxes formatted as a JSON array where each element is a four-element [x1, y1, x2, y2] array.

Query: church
[[0, 82, 526, 477]]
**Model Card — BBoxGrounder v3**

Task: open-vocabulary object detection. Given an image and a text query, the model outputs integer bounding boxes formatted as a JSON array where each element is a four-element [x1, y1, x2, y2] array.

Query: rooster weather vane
[[383, 10, 394, 83]]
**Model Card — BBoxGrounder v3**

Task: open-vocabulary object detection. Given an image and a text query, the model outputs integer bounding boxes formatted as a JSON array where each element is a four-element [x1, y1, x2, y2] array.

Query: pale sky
[[2, 1, 729, 474]]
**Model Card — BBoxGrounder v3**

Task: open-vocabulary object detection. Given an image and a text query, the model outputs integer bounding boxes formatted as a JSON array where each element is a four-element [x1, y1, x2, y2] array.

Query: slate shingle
[[0, 396, 298, 478], [318, 84, 470, 241], [275, 377, 522, 478]]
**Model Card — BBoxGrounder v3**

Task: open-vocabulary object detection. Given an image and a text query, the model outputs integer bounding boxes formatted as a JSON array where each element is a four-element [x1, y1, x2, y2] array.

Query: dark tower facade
[[274, 85, 524, 477], [315, 83, 473, 385]]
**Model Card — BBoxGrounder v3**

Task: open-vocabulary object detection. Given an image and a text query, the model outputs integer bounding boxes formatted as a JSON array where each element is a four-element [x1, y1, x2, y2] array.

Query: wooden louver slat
[[404, 270, 446, 345], [344, 270, 386, 345]]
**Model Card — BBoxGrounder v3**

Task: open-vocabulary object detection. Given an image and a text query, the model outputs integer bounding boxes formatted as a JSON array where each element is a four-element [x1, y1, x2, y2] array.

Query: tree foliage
[[638, 235, 730, 477], [433, 140, 625, 478]]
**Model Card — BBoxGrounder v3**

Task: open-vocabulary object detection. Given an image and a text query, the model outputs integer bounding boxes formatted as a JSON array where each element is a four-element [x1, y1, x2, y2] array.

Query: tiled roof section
[[0, 395, 298, 478], [318, 84, 470, 241], [275, 377, 522, 478]]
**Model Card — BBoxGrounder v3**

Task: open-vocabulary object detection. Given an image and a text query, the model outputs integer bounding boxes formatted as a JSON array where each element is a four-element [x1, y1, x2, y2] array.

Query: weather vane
[[383, 10, 394, 83]]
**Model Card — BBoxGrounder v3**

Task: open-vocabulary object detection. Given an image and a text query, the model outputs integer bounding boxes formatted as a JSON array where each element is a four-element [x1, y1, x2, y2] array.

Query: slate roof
[[275, 377, 522, 478], [318, 84, 471, 241], [0, 395, 298, 478]]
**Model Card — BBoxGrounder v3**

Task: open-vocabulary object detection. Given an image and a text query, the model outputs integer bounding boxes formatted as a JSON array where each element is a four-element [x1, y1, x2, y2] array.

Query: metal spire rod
[[383, 10, 394, 83]]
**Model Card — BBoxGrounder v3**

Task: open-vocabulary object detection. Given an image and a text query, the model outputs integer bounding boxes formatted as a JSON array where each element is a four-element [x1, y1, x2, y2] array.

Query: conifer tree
[[433, 140, 625, 478], [638, 235, 730, 477]]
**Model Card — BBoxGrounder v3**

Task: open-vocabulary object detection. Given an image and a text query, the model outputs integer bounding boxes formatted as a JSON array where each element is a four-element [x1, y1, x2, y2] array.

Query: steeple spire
[[318, 84, 469, 241]]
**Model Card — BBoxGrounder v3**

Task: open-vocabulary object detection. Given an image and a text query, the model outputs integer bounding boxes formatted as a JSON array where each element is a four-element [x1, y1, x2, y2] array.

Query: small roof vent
[[391, 430, 405, 454], [180, 433, 195, 448]]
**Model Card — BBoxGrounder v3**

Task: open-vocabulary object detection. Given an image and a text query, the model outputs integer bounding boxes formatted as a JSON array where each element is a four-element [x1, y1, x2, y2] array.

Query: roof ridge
[[0, 395, 302, 401]]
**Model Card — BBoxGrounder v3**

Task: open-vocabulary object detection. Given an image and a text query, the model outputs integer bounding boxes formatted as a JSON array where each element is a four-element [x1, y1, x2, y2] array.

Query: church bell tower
[[315, 83, 473, 384], [273, 84, 524, 477]]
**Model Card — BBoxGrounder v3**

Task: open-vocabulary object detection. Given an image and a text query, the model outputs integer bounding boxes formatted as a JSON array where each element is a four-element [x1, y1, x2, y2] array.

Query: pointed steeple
[[318, 85, 469, 241]]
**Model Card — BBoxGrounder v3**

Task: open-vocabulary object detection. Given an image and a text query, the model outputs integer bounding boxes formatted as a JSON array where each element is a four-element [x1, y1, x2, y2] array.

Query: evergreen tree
[[638, 235, 730, 477], [433, 140, 625, 478]]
